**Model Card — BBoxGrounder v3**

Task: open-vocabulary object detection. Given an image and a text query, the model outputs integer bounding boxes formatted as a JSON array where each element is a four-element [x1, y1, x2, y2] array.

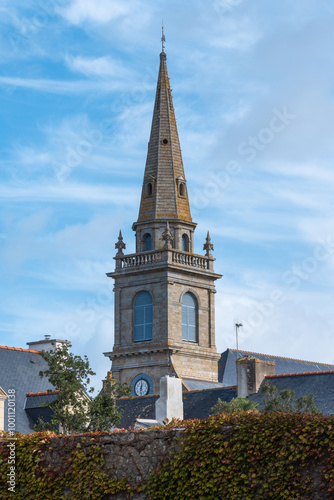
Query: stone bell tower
[[104, 45, 222, 396]]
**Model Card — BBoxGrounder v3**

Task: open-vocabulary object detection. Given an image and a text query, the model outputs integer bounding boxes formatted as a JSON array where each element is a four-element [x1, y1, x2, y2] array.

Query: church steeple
[[135, 50, 192, 225], [105, 46, 222, 396]]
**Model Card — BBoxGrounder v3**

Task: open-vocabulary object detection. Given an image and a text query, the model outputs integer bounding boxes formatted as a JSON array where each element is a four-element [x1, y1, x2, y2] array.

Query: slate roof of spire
[[136, 51, 192, 224]]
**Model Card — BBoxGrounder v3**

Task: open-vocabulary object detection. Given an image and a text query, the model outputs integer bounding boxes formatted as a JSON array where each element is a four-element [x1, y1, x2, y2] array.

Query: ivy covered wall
[[1, 413, 334, 499]]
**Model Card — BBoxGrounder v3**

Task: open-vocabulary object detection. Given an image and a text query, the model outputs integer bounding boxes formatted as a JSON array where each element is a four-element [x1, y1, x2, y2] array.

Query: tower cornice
[[132, 218, 197, 232]]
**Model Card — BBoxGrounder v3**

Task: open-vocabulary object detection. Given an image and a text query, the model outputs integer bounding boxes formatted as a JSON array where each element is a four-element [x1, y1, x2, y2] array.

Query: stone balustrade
[[116, 249, 212, 270], [120, 250, 164, 268], [172, 250, 208, 269]]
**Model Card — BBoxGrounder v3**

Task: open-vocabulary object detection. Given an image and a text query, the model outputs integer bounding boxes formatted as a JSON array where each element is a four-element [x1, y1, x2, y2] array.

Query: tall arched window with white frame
[[182, 292, 197, 342], [134, 291, 153, 341]]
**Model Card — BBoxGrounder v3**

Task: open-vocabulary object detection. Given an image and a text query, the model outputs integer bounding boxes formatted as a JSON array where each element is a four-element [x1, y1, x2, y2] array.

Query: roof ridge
[[228, 348, 334, 366], [185, 385, 237, 394], [119, 393, 159, 400], [0, 345, 42, 354], [266, 370, 334, 379], [26, 390, 59, 397], [182, 377, 224, 384]]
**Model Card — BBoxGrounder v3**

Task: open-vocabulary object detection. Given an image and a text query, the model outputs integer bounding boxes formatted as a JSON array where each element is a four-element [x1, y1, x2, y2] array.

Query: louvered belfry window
[[144, 233, 152, 251], [182, 233, 189, 252]]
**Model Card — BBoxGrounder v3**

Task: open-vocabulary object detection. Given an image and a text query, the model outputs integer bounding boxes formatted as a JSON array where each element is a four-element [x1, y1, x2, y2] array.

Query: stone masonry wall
[[43, 428, 183, 499]]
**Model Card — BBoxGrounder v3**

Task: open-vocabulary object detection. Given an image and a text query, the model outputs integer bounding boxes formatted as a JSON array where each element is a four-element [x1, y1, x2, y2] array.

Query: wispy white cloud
[[0, 182, 138, 204], [0, 76, 129, 94], [59, 0, 131, 25], [65, 54, 133, 79], [208, 17, 262, 52]]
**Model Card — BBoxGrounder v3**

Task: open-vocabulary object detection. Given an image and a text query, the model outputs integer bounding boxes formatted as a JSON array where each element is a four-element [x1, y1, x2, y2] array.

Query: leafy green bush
[[211, 396, 258, 414], [262, 382, 321, 413]]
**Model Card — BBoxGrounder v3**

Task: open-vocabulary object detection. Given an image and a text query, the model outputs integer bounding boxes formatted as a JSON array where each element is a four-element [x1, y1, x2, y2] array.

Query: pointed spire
[[115, 230, 126, 256], [203, 231, 214, 257], [136, 49, 192, 224]]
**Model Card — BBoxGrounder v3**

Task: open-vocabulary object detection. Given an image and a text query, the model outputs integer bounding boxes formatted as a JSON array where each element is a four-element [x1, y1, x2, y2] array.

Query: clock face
[[134, 379, 149, 396]]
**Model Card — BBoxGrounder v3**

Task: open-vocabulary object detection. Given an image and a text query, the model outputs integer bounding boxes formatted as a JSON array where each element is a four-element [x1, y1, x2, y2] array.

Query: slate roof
[[219, 348, 334, 387], [182, 378, 224, 391], [249, 371, 334, 415], [25, 392, 58, 427], [116, 386, 237, 428], [0, 345, 54, 434]]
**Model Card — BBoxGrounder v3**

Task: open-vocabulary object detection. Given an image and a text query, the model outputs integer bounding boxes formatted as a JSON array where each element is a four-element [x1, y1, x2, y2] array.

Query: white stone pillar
[[155, 376, 184, 424]]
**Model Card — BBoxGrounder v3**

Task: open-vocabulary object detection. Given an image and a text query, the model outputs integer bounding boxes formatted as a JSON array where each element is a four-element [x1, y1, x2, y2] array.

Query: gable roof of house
[[0, 345, 54, 434], [116, 386, 237, 428], [248, 371, 334, 415], [219, 348, 334, 387], [0, 386, 7, 397]]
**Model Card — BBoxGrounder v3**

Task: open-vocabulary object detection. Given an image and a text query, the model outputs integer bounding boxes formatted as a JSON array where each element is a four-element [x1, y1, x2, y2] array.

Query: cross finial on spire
[[161, 21, 166, 52]]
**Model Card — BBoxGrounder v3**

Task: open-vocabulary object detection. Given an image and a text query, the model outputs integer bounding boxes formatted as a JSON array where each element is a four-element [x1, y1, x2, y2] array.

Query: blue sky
[[1, 0, 334, 391]]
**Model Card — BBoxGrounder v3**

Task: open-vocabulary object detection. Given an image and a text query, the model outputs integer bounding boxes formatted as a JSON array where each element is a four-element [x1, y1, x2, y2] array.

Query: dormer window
[[147, 182, 153, 196], [179, 183, 185, 196]]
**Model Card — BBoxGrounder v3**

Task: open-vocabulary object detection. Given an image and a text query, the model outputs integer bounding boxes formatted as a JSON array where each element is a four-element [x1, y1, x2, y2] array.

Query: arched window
[[134, 291, 153, 341], [182, 233, 189, 252], [147, 183, 153, 196], [143, 233, 152, 251], [179, 183, 185, 196], [182, 292, 197, 342]]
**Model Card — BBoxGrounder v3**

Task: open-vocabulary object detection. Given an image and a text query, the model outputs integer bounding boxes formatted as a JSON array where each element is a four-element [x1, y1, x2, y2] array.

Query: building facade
[[104, 48, 222, 396]]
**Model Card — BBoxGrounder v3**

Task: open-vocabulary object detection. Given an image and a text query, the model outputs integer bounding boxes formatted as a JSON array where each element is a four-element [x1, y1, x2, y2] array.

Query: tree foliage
[[210, 385, 321, 417], [211, 397, 258, 415], [89, 378, 131, 432], [261, 382, 321, 414], [36, 342, 130, 433]]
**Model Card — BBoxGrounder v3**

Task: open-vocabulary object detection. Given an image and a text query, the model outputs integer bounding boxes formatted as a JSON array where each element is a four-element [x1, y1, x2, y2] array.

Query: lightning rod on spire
[[161, 21, 166, 52]]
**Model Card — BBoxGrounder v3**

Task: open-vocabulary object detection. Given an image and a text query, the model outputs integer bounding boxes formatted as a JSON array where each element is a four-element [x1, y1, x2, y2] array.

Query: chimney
[[155, 375, 184, 424], [236, 356, 275, 397], [27, 335, 69, 352]]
